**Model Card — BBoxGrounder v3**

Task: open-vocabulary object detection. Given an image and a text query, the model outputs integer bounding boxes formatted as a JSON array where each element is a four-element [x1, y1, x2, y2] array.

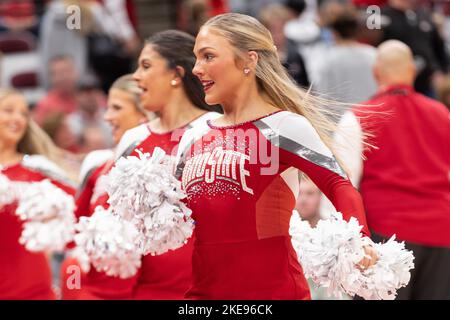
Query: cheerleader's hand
[[358, 245, 378, 271]]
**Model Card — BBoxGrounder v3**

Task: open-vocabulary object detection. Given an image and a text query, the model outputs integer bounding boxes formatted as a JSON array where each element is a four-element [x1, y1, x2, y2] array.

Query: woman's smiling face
[[0, 93, 29, 148], [193, 27, 247, 106], [104, 88, 146, 145], [133, 44, 176, 112]]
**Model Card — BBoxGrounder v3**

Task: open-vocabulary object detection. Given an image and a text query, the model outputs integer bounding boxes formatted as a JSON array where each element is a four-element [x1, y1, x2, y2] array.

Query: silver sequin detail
[[254, 120, 347, 179]]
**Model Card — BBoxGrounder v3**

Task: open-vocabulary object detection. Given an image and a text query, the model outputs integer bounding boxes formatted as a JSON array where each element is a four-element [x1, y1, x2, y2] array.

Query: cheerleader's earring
[[243, 68, 250, 75], [171, 79, 177, 86]]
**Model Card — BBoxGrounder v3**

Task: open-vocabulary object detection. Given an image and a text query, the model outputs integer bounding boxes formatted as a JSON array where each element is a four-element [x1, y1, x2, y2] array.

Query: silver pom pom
[[290, 211, 414, 300], [0, 173, 18, 208], [15, 179, 76, 252], [74, 206, 142, 278], [66, 246, 91, 273], [105, 147, 194, 256], [19, 216, 76, 252]]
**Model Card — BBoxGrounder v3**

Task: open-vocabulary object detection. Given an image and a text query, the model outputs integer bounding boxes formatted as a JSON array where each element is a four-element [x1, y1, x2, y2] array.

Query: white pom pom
[[0, 173, 17, 208], [15, 179, 76, 252], [290, 211, 414, 300], [105, 147, 194, 256], [0, 174, 14, 207], [16, 179, 75, 221], [74, 206, 142, 279], [66, 246, 91, 273], [354, 235, 414, 300], [19, 215, 76, 252]]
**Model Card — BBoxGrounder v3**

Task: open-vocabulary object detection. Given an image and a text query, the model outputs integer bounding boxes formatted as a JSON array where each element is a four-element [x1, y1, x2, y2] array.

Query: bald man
[[332, 40, 450, 299]]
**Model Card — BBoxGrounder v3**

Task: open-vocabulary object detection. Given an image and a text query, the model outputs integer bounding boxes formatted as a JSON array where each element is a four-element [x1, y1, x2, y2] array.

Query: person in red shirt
[[336, 40, 450, 299], [170, 13, 377, 300], [33, 56, 80, 125], [0, 89, 76, 299], [209, 0, 229, 16]]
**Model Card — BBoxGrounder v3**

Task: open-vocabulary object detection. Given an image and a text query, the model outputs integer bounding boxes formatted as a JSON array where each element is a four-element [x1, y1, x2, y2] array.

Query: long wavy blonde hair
[[0, 89, 78, 182], [203, 13, 366, 170]]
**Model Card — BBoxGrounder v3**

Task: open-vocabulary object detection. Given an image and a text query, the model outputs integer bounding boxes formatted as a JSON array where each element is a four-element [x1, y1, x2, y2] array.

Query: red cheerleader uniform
[[68, 112, 220, 300], [60, 149, 114, 300], [121, 125, 194, 299], [0, 155, 75, 300], [63, 146, 143, 300], [175, 110, 370, 300], [124, 111, 220, 299]]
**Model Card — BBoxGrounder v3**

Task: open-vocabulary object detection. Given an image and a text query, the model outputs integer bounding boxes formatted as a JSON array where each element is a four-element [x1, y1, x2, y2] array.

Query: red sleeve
[[280, 148, 371, 237], [74, 163, 108, 219], [67, 167, 100, 250], [74, 174, 96, 220]]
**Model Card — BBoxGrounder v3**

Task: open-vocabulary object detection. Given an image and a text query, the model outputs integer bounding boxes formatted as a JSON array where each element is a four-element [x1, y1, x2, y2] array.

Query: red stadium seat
[[0, 32, 37, 53], [11, 71, 38, 88]]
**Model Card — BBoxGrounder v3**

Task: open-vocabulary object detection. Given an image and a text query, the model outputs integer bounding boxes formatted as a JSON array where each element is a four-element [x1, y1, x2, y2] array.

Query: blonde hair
[[110, 74, 145, 113], [203, 13, 357, 169], [0, 89, 79, 182], [110, 74, 156, 121]]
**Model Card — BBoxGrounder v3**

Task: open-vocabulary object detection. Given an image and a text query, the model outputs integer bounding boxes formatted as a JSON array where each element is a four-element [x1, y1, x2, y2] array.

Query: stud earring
[[171, 80, 177, 86], [244, 68, 250, 75]]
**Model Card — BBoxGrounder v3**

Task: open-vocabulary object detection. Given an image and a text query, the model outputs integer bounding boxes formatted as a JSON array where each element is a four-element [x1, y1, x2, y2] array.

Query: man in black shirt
[[378, 0, 449, 96]]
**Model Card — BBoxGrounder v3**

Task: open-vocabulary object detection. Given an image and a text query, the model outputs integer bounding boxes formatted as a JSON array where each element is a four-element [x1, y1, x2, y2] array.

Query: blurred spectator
[[79, 125, 110, 153], [89, 0, 140, 92], [377, 0, 450, 96], [0, 0, 40, 36], [209, 0, 230, 16], [39, 0, 138, 90], [284, 0, 334, 85], [33, 55, 80, 125], [288, 0, 319, 22], [295, 176, 322, 227], [96, 0, 140, 55], [229, 0, 285, 17], [436, 73, 450, 110], [259, 3, 309, 87], [41, 112, 80, 153], [314, 2, 377, 104], [39, 0, 93, 88], [178, 0, 209, 36], [294, 176, 350, 300], [178, 0, 230, 36], [435, 0, 450, 51], [335, 40, 450, 299], [352, 0, 387, 7], [66, 74, 112, 151]]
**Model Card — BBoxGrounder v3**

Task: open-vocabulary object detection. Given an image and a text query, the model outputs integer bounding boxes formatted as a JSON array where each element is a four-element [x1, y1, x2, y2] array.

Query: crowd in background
[[1, 0, 450, 158], [0, 0, 449, 299]]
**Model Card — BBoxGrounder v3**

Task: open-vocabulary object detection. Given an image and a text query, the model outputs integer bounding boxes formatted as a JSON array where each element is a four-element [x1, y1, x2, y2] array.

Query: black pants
[[362, 232, 450, 300]]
